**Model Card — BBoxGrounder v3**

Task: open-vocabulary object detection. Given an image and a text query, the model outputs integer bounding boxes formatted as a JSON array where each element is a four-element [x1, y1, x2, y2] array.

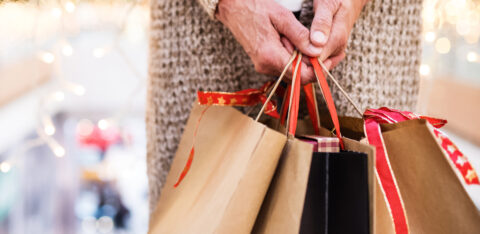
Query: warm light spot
[[0, 162, 11, 173], [419, 64, 431, 76], [40, 52, 55, 64], [435, 37, 451, 54], [54, 146, 65, 157], [98, 119, 110, 130], [62, 44, 73, 56], [65, 1, 76, 13], [424, 32, 436, 42], [422, 8, 436, 23], [467, 52, 478, 62], [51, 7, 62, 19], [45, 124, 56, 136]]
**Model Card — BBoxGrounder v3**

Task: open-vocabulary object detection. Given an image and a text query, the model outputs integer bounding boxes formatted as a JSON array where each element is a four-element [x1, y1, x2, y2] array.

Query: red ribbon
[[303, 83, 320, 135], [174, 82, 282, 188], [197, 81, 279, 118], [310, 57, 345, 149], [173, 106, 210, 188], [287, 55, 302, 136]]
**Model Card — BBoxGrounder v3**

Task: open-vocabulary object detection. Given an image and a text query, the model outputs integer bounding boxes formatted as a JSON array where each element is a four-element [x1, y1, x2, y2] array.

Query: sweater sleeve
[[197, 0, 220, 18]]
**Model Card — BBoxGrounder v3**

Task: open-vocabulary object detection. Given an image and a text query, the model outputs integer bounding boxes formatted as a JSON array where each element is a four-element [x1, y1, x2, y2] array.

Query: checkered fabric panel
[[317, 137, 340, 153]]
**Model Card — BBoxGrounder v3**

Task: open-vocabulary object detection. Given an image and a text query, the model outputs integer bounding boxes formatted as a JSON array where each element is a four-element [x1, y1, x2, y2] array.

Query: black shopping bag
[[300, 151, 370, 234]]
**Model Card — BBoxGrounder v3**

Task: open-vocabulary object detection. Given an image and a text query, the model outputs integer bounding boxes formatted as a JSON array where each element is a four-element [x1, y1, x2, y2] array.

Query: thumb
[[270, 7, 322, 57], [310, 0, 341, 47]]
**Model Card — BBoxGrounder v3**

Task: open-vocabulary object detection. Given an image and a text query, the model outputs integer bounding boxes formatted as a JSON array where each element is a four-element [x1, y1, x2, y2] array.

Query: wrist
[[215, 0, 235, 21]]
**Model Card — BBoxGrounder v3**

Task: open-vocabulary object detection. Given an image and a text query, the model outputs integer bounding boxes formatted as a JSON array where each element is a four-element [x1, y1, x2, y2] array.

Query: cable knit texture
[[147, 0, 422, 212]]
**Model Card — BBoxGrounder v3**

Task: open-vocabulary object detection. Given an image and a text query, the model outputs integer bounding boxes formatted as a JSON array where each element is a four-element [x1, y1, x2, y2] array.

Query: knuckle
[[297, 28, 310, 41], [274, 9, 293, 32], [254, 47, 275, 74], [294, 28, 311, 48], [276, 8, 292, 19], [330, 0, 342, 11], [313, 16, 331, 29]]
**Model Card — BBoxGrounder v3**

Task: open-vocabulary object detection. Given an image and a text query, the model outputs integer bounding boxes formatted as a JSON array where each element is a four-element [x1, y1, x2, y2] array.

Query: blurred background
[[0, 0, 478, 233]]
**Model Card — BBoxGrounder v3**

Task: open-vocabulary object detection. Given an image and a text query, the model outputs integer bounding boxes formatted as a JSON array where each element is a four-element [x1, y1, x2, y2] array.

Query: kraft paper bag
[[374, 119, 480, 234], [254, 55, 375, 234], [252, 118, 375, 234], [252, 137, 314, 234], [149, 102, 287, 234]]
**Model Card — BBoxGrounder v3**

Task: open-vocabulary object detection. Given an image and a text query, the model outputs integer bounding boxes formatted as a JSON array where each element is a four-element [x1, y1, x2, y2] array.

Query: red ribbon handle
[[286, 54, 303, 136], [310, 57, 345, 149], [303, 83, 321, 135]]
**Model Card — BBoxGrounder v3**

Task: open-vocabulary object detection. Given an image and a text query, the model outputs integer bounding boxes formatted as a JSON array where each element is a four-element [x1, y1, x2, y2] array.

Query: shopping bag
[[306, 57, 480, 234], [149, 52, 306, 234], [253, 54, 373, 234], [300, 150, 370, 234], [148, 99, 287, 233], [363, 108, 480, 234]]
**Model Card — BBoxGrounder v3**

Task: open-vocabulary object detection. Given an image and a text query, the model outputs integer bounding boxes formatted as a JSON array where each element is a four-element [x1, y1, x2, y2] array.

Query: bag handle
[[310, 57, 345, 149], [255, 51, 298, 121], [255, 51, 303, 137], [313, 57, 363, 116], [303, 83, 321, 135], [285, 53, 303, 136]]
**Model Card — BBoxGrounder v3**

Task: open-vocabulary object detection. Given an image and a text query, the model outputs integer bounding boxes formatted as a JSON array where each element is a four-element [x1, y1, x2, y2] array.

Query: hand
[[216, 0, 321, 83], [309, 0, 367, 70]]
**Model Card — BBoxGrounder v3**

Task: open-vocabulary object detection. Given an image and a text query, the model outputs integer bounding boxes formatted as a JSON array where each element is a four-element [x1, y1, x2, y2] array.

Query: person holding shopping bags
[[147, 0, 422, 211]]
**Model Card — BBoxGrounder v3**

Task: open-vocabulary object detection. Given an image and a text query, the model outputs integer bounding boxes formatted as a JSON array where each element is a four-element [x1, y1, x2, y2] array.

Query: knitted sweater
[[147, 0, 422, 211]]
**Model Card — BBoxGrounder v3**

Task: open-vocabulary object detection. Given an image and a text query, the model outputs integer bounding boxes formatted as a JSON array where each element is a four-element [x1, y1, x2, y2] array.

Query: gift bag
[[305, 57, 480, 234], [363, 108, 480, 234], [148, 52, 309, 234], [148, 95, 290, 233], [253, 54, 374, 234]]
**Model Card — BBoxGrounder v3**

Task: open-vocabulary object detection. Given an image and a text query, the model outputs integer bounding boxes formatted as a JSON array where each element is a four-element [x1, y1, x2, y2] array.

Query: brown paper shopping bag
[[149, 103, 287, 234], [363, 109, 480, 234], [308, 56, 480, 234], [253, 55, 375, 234], [149, 52, 306, 234]]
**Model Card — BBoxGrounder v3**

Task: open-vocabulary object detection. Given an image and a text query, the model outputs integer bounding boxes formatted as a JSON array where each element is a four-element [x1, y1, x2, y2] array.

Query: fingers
[[310, 0, 341, 47], [253, 43, 315, 84], [300, 63, 316, 84], [281, 37, 295, 54], [319, 15, 349, 62], [270, 7, 322, 57], [323, 51, 346, 70], [281, 36, 313, 66]]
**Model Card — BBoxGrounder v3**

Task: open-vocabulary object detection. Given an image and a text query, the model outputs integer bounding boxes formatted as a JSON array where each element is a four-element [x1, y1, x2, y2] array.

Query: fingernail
[[312, 31, 327, 45]]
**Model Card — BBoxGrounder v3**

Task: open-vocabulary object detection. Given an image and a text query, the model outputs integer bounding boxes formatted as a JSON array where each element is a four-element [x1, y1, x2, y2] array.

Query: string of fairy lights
[[1, 0, 480, 174], [0, 0, 147, 174], [419, 0, 480, 76]]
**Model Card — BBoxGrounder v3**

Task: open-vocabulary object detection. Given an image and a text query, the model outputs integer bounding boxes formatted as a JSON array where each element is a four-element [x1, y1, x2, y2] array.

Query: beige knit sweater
[[147, 0, 422, 211]]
